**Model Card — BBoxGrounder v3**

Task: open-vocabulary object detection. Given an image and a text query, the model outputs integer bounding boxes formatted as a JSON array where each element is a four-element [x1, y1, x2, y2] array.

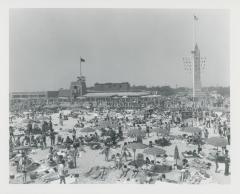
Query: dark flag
[[80, 58, 85, 62], [194, 15, 198, 21]]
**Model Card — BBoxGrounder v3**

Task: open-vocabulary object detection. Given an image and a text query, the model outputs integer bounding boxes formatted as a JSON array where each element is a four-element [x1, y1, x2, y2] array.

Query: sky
[[9, 9, 229, 92]]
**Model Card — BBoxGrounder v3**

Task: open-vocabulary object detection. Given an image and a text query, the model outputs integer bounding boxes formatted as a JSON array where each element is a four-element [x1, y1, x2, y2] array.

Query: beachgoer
[[121, 142, 129, 161], [42, 132, 47, 148], [224, 151, 230, 176], [146, 125, 150, 137], [72, 146, 79, 168], [119, 165, 129, 178], [50, 130, 55, 146], [132, 165, 139, 178], [59, 113, 63, 126], [58, 160, 66, 184], [19, 154, 27, 183], [226, 128, 230, 145], [197, 144, 202, 155], [215, 152, 219, 173], [103, 145, 110, 161], [145, 157, 151, 165], [115, 153, 121, 169], [72, 128, 76, 142], [49, 120, 53, 132], [204, 129, 209, 139], [149, 141, 153, 148], [9, 126, 15, 142]]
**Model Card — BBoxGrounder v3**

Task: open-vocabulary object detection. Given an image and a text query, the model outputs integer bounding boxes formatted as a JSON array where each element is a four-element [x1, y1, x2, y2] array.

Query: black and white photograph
[[8, 8, 231, 185]]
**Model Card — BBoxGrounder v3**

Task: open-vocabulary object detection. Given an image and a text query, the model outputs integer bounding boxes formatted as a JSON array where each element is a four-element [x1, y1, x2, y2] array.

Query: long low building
[[83, 91, 150, 98], [10, 91, 59, 99]]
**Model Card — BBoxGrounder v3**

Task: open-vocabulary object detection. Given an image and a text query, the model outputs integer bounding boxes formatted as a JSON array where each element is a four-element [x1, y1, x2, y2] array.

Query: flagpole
[[193, 15, 197, 107], [80, 57, 82, 76]]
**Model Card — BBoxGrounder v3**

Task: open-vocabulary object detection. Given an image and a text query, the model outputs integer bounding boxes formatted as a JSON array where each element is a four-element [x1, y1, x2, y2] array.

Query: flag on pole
[[194, 15, 198, 21], [80, 58, 85, 62]]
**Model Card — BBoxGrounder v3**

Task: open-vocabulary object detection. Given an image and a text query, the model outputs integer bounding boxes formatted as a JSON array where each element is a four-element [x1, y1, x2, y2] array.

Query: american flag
[[194, 15, 198, 21]]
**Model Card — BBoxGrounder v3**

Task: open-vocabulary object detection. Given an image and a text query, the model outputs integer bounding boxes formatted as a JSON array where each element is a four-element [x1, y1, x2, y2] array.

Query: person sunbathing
[[115, 153, 122, 169], [145, 157, 151, 165], [85, 166, 100, 177], [47, 154, 57, 166], [132, 165, 140, 178], [119, 165, 130, 178], [91, 167, 109, 180], [183, 150, 203, 158], [145, 174, 153, 184], [65, 136, 73, 144]]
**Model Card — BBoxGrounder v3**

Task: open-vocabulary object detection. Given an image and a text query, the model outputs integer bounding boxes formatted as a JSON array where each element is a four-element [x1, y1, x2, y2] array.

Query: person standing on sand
[[9, 126, 15, 142], [102, 144, 110, 161], [146, 125, 150, 137], [121, 142, 129, 161], [72, 146, 79, 168], [19, 154, 27, 184], [42, 132, 47, 148], [59, 113, 63, 126], [215, 152, 219, 173], [58, 160, 66, 184], [224, 150, 230, 176], [226, 128, 230, 145], [72, 128, 76, 142]]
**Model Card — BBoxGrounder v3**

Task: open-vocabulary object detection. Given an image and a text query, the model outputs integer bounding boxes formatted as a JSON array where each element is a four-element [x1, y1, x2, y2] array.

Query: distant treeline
[[131, 85, 188, 96], [88, 84, 230, 97], [131, 85, 230, 97], [202, 87, 230, 97]]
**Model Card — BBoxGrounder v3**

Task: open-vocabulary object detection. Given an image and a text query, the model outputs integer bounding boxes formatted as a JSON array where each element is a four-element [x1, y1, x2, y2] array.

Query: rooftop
[[83, 91, 150, 98]]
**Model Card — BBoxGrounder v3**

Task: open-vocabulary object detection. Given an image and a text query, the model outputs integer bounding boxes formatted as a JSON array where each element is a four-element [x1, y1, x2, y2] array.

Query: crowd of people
[[9, 94, 230, 184]]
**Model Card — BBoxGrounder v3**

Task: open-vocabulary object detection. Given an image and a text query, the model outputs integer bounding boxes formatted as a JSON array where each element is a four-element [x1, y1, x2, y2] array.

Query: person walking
[[72, 128, 76, 142], [9, 126, 15, 142], [72, 146, 79, 168], [215, 152, 219, 173], [50, 130, 55, 146], [121, 142, 129, 161], [103, 144, 110, 161], [58, 160, 66, 184], [224, 150, 230, 176], [19, 154, 27, 184], [226, 128, 230, 145], [146, 125, 150, 137], [59, 113, 63, 126], [204, 128, 209, 139], [42, 132, 47, 148]]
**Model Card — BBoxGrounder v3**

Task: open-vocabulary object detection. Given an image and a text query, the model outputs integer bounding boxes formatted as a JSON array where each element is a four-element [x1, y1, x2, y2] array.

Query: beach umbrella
[[206, 137, 228, 148], [143, 147, 166, 163], [22, 118, 33, 123], [126, 143, 148, 161], [152, 127, 170, 136], [143, 147, 166, 156], [81, 127, 95, 133], [174, 146, 180, 166], [127, 129, 146, 138], [14, 145, 32, 151], [182, 127, 201, 134], [44, 104, 58, 109], [98, 121, 117, 129], [37, 115, 49, 121]]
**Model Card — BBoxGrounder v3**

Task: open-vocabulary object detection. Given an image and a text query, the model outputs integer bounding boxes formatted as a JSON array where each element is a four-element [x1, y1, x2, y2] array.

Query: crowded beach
[[9, 94, 230, 184]]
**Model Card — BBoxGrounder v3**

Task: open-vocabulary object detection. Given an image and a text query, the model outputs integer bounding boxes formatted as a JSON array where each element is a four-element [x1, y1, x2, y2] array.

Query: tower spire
[[194, 15, 198, 47]]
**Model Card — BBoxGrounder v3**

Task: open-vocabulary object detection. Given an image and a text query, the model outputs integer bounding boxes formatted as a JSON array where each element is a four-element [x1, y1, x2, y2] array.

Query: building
[[10, 91, 58, 100], [10, 76, 87, 102], [92, 82, 130, 92], [70, 76, 87, 99]]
